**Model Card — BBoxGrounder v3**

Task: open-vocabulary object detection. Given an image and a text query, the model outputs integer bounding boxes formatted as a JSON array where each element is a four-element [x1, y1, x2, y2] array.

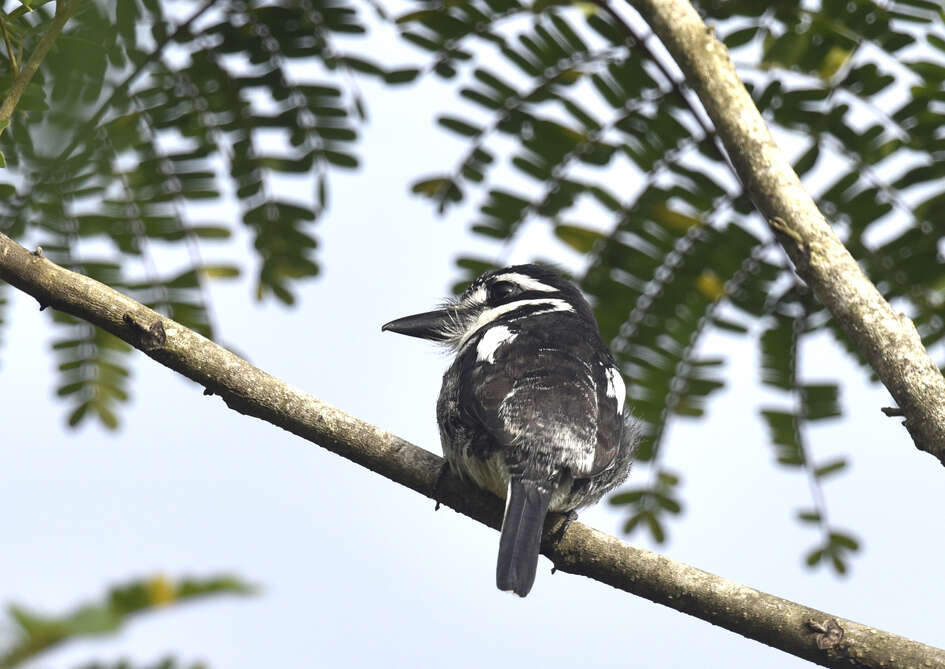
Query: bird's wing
[[459, 324, 621, 479]]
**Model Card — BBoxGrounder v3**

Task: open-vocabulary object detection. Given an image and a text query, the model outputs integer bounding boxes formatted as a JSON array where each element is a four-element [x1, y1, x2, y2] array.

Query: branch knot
[[122, 313, 167, 351], [805, 618, 844, 650]]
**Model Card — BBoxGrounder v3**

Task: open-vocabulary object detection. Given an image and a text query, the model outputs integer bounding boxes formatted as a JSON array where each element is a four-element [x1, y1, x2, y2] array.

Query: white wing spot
[[605, 365, 626, 414], [476, 325, 518, 363], [493, 272, 558, 293]]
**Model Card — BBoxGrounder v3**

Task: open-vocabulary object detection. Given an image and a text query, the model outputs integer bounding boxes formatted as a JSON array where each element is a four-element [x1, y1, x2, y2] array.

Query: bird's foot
[[432, 461, 452, 511], [556, 510, 579, 540], [549, 511, 579, 575]]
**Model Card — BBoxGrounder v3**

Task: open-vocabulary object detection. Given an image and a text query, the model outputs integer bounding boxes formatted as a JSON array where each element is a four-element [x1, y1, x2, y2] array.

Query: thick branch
[[0, 0, 78, 128], [625, 0, 945, 457], [1, 233, 942, 667]]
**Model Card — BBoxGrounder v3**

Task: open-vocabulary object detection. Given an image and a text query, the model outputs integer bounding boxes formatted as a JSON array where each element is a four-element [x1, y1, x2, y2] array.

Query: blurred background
[[1, 0, 944, 667]]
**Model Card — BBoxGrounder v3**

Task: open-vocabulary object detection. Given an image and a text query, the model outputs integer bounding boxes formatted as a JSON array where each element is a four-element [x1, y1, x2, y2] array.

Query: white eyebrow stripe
[[459, 298, 574, 347], [492, 273, 559, 293]]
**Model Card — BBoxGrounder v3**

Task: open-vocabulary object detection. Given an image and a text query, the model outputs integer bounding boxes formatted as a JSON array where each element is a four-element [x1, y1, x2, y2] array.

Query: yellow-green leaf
[[696, 270, 726, 301], [820, 46, 852, 81], [554, 224, 605, 253]]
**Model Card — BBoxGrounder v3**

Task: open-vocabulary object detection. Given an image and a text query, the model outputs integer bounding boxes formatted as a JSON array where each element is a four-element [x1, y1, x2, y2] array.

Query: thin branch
[[789, 311, 845, 562], [626, 0, 945, 458], [0, 13, 19, 76], [0, 0, 77, 129], [0, 231, 941, 668]]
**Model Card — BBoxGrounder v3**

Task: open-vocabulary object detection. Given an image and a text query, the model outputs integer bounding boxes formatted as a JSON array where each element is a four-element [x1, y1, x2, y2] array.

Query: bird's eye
[[490, 281, 518, 301]]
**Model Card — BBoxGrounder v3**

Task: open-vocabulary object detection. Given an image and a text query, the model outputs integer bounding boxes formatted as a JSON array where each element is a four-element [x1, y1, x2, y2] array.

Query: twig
[[0, 0, 77, 130], [0, 13, 18, 76]]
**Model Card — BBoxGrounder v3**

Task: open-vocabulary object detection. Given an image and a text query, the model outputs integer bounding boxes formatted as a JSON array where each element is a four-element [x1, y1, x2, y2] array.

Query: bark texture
[[627, 0, 945, 458], [1, 232, 942, 668]]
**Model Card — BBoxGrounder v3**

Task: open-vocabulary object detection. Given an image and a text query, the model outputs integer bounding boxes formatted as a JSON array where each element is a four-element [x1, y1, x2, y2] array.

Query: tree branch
[[1, 232, 942, 667], [622, 0, 945, 458], [0, 0, 78, 129]]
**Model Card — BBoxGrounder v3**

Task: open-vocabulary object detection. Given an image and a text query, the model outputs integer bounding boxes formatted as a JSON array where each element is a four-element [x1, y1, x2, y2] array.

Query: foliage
[[0, 0, 416, 428], [0, 574, 254, 668], [400, 0, 945, 571], [2, 0, 943, 574]]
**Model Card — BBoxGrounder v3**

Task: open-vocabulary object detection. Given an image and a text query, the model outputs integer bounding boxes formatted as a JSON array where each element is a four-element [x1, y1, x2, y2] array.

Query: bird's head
[[382, 264, 595, 350]]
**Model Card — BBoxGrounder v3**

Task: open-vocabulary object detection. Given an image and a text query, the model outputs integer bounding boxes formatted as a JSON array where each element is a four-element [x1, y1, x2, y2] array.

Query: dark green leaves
[[610, 470, 683, 544], [759, 307, 857, 574], [0, 0, 415, 424], [437, 115, 483, 138], [806, 532, 861, 574]]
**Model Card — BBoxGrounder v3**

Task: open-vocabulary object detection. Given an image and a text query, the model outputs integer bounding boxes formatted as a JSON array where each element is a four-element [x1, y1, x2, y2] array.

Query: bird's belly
[[444, 445, 508, 500], [443, 441, 603, 512]]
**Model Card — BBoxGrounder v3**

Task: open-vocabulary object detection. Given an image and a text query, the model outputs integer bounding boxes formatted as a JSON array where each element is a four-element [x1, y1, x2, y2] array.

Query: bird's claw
[[432, 461, 451, 511]]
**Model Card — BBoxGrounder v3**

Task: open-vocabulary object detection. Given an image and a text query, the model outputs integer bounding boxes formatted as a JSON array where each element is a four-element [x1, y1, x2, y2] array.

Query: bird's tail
[[496, 478, 553, 597]]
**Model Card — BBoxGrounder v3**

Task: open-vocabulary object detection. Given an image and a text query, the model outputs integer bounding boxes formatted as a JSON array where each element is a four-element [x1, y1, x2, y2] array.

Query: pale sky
[[3, 8, 945, 669]]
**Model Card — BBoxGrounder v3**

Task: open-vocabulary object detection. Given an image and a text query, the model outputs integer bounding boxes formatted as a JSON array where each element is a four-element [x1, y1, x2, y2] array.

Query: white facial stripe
[[493, 273, 558, 293], [459, 299, 574, 347], [605, 366, 626, 414], [476, 325, 518, 363]]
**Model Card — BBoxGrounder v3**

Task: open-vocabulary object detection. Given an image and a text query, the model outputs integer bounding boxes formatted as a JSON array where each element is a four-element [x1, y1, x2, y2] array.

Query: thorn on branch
[[203, 387, 214, 396], [122, 312, 167, 351], [805, 618, 844, 650], [33, 246, 43, 257], [881, 406, 904, 417], [36, 298, 48, 311]]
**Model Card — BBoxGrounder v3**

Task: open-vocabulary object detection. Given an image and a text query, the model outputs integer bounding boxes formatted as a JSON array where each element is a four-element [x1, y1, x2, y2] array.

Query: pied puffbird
[[383, 264, 639, 596]]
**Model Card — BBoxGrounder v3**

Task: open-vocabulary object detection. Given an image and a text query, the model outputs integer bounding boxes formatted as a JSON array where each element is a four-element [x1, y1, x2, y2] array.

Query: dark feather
[[496, 479, 553, 597]]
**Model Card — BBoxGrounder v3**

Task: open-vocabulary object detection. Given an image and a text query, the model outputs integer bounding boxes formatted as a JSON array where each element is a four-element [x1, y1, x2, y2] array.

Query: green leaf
[[829, 532, 860, 551], [322, 150, 359, 168], [724, 26, 758, 48], [341, 55, 384, 76], [554, 224, 604, 253], [385, 68, 421, 85], [411, 177, 462, 204], [201, 265, 240, 280], [813, 458, 847, 479], [797, 510, 822, 523], [645, 512, 666, 543], [437, 115, 482, 137], [609, 490, 646, 505]]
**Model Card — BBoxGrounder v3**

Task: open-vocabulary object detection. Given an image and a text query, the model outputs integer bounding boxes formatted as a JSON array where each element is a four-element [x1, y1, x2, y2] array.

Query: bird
[[382, 263, 639, 596]]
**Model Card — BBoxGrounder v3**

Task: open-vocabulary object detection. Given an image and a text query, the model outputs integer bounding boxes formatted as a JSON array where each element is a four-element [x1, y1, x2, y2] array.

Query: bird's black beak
[[382, 308, 454, 342]]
